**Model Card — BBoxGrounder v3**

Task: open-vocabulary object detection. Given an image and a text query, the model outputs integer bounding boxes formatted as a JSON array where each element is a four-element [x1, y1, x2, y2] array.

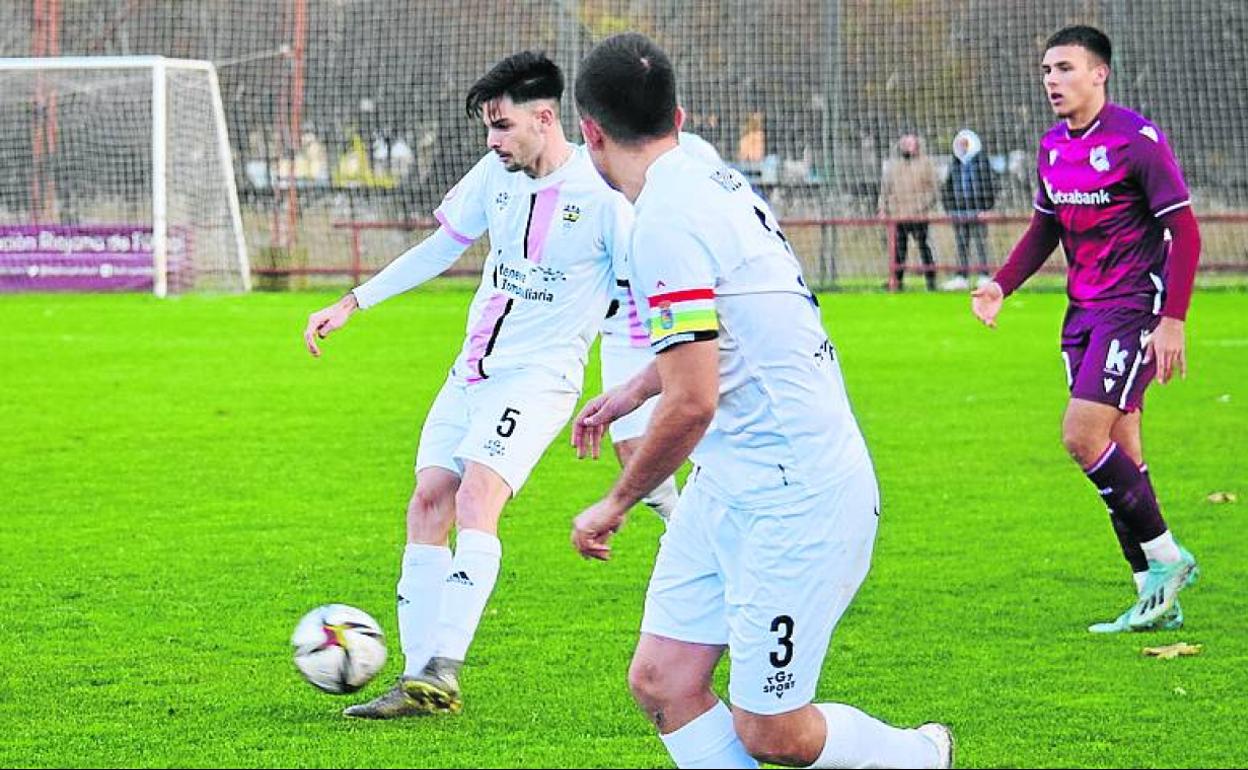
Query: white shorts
[[640, 462, 880, 715], [601, 342, 658, 443], [415, 369, 580, 495]]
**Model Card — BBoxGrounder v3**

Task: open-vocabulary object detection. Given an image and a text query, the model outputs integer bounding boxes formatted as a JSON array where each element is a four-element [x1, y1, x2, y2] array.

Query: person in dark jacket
[[941, 128, 995, 290]]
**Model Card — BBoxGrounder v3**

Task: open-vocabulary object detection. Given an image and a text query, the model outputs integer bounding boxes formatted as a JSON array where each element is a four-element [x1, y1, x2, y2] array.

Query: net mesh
[[1, 0, 1245, 289]]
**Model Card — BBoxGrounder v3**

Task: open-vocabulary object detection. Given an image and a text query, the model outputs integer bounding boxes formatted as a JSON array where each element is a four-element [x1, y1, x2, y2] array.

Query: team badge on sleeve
[[659, 303, 675, 330], [647, 288, 718, 351]]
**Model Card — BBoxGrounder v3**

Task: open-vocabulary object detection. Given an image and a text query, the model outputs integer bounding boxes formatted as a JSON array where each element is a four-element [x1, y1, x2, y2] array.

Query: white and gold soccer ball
[[291, 604, 386, 694]]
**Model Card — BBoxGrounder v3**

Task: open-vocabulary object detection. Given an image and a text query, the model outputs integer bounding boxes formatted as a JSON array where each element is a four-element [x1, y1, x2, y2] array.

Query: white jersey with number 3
[[436, 146, 633, 387], [601, 132, 723, 349], [630, 146, 870, 505]]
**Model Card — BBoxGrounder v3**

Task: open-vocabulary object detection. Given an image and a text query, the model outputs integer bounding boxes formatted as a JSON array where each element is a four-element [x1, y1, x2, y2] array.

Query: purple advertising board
[[0, 225, 189, 292]]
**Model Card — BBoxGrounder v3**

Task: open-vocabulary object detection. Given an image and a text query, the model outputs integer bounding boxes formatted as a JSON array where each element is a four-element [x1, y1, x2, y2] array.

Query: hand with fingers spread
[[1144, 316, 1187, 384], [571, 494, 629, 561], [304, 292, 360, 357], [571, 384, 645, 459], [971, 279, 1004, 328]]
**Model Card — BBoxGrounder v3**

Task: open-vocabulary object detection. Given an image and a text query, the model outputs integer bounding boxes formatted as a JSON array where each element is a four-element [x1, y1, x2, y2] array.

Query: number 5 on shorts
[[496, 407, 521, 438]]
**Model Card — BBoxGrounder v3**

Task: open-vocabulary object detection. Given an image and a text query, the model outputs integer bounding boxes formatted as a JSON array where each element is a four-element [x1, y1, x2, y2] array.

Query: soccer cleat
[[1127, 546, 1199, 629], [1088, 600, 1183, 633], [916, 722, 955, 769], [342, 678, 426, 719], [342, 658, 463, 719], [403, 656, 464, 715]]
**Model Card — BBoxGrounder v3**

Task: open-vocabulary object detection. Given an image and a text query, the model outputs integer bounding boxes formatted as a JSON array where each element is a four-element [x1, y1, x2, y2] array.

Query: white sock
[[434, 528, 502, 662], [397, 543, 452, 678], [643, 476, 680, 523], [808, 703, 940, 769], [1140, 530, 1181, 564], [1133, 571, 1149, 594], [659, 700, 758, 769]]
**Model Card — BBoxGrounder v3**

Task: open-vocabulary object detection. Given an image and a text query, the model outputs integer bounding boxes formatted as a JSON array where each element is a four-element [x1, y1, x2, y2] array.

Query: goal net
[[0, 56, 249, 295]]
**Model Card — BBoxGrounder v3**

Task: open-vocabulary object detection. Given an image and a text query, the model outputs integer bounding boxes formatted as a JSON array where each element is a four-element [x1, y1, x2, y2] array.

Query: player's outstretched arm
[[973, 211, 1060, 328], [303, 291, 359, 357], [572, 361, 662, 460]]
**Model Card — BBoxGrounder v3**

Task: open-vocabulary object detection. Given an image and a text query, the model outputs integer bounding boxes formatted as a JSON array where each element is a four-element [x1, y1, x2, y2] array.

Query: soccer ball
[[291, 604, 387, 694]]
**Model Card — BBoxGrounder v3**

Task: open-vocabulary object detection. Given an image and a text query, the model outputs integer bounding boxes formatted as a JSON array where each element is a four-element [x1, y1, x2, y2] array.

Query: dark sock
[[1085, 443, 1167, 544], [1109, 510, 1149, 574], [1108, 462, 1150, 574]]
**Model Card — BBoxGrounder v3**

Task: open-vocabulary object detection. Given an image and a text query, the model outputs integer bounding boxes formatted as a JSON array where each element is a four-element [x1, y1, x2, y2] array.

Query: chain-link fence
[[2, 0, 1245, 288]]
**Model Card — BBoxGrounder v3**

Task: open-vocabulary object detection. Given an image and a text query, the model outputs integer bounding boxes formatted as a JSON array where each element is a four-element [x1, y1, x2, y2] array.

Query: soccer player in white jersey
[[569, 34, 952, 769], [598, 130, 725, 523], [302, 51, 632, 718]]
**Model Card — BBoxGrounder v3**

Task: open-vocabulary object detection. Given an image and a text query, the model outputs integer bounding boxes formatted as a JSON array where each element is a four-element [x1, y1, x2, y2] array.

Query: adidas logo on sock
[[397, 594, 410, 607], [446, 571, 474, 586]]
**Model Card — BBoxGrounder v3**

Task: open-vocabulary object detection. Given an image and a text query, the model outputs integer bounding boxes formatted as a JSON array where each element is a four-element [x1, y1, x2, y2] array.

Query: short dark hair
[[575, 33, 678, 144], [465, 51, 563, 119], [1045, 25, 1112, 67]]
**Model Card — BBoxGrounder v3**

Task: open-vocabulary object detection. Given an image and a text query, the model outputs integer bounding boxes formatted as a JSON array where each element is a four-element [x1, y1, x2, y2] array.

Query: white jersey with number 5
[[630, 146, 870, 505], [436, 146, 633, 388]]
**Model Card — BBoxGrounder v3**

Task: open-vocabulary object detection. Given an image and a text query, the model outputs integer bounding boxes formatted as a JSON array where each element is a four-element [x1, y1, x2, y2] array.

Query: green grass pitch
[[1, 288, 1245, 768]]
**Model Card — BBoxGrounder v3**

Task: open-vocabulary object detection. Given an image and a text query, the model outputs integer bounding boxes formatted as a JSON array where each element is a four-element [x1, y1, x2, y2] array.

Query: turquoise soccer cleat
[[1088, 600, 1183, 633], [1127, 546, 1199, 630]]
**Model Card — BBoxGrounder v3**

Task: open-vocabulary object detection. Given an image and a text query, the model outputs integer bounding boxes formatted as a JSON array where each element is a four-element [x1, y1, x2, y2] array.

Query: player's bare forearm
[[571, 362, 662, 460], [607, 396, 711, 510], [607, 341, 717, 509], [625, 359, 663, 402]]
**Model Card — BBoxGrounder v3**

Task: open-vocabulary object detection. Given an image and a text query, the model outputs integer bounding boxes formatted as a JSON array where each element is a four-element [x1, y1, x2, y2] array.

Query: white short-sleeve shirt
[[435, 146, 632, 387], [629, 146, 870, 505]]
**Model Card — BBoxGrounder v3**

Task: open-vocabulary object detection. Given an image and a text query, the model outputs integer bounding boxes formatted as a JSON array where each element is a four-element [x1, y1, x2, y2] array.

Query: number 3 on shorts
[[496, 407, 521, 438], [770, 614, 794, 668]]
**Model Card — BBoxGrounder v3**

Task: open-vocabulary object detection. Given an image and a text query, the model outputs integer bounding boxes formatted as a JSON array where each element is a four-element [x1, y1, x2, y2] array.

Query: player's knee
[[408, 486, 449, 523], [627, 657, 683, 710], [1061, 422, 1102, 466], [627, 658, 660, 704]]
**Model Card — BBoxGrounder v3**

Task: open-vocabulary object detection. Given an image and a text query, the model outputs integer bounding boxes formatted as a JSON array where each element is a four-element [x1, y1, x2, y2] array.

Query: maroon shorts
[[1061, 305, 1160, 413]]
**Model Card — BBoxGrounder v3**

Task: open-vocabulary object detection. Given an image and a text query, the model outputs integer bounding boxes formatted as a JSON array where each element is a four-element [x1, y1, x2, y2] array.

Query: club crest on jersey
[[561, 204, 581, 228], [1090, 145, 1110, 173], [1049, 149, 1059, 166], [494, 191, 511, 212], [658, 302, 675, 330]]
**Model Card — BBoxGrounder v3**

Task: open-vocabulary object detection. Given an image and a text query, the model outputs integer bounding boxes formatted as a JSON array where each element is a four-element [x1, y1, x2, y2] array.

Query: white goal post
[[0, 56, 250, 296]]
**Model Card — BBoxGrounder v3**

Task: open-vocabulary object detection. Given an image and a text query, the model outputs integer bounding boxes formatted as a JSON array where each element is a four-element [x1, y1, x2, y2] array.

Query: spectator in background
[[941, 128, 996, 290], [737, 110, 766, 165], [294, 125, 330, 186], [878, 132, 939, 291]]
